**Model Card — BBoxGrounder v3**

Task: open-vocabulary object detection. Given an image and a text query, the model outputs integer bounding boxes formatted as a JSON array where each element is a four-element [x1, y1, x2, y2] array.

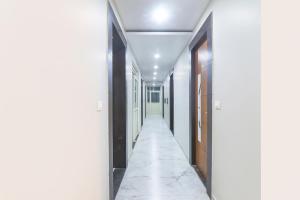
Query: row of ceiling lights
[[152, 53, 160, 86], [151, 5, 169, 86]]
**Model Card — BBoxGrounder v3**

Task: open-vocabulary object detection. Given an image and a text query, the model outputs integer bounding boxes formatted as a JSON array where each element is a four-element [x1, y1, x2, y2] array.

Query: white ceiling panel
[[127, 33, 192, 82], [112, 0, 210, 83], [113, 0, 210, 31]]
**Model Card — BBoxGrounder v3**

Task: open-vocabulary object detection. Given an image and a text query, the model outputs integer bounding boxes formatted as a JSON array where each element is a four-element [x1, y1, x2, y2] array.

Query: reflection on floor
[[113, 168, 126, 199], [116, 115, 210, 200]]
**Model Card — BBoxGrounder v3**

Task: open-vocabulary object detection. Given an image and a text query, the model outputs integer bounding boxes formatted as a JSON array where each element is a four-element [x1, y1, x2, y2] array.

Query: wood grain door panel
[[195, 40, 209, 181]]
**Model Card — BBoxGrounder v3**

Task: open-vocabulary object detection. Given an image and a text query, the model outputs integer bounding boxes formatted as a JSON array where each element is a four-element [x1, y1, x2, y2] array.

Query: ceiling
[[127, 33, 191, 82], [113, 0, 210, 83]]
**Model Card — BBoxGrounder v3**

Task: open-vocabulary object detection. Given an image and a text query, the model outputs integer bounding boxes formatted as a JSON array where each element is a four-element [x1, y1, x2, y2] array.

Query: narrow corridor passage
[[116, 116, 210, 200]]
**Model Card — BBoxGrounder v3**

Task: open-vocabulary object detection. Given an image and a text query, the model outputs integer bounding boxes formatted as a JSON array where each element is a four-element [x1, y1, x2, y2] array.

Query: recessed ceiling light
[[152, 83, 156, 86], [153, 72, 157, 75], [153, 77, 157, 80], [154, 65, 159, 69], [152, 6, 170, 24], [154, 53, 160, 59]]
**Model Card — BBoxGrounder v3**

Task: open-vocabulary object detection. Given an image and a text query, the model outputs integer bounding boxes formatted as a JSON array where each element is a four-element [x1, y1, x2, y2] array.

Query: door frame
[[145, 85, 147, 118], [108, 4, 127, 200], [141, 80, 144, 126], [162, 86, 165, 118], [189, 13, 213, 197], [170, 74, 174, 134], [132, 66, 139, 145]]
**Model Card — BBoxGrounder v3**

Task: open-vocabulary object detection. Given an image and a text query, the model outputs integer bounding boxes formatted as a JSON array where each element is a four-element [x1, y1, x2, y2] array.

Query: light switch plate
[[97, 101, 103, 112], [215, 100, 222, 110]]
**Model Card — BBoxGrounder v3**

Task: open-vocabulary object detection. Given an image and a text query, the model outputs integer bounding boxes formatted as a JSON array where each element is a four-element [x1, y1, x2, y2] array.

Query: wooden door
[[195, 40, 209, 181], [170, 74, 174, 134], [141, 80, 143, 126], [162, 86, 165, 118]]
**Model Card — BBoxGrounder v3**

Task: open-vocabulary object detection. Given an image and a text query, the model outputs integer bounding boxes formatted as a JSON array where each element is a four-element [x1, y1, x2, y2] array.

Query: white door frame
[[132, 66, 139, 146]]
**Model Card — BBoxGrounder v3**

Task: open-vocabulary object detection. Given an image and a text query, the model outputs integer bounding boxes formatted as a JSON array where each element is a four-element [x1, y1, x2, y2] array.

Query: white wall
[[126, 50, 134, 161], [163, 77, 170, 128], [172, 0, 260, 200], [146, 87, 162, 116], [126, 48, 142, 160], [173, 50, 192, 160], [0, 0, 109, 200]]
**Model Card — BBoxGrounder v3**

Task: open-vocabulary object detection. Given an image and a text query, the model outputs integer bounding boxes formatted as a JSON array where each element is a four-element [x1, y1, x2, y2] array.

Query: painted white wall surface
[[146, 88, 162, 116], [126, 50, 134, 161], [0, 0, 109, 200], [163, 77, 170, 128], [147, 102, 162, 115], [125, 48, 142, 161], [172, 0, 261, 200], [173, 50, 192, 160], [131, 66, 141, 148]]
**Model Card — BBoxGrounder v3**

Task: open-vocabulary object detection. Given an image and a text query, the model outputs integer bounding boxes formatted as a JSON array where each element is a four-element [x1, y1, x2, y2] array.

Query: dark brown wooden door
[[141, 80, 143, 126], [170, 74, 174, 134], [112, 25, 127, 169], [195, 40, 208, 181]]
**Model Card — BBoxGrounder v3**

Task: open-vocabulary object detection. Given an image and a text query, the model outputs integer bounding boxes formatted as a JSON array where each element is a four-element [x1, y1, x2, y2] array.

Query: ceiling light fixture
[[154, 53, 160, 59], [154, 65, 159, 69], [152, 6, 170, 24], [153, 72, 157, 75], [153, 77, 157, 80]]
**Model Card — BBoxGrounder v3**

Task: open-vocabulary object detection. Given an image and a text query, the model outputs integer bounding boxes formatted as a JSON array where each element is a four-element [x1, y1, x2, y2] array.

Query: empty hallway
[[116, 116, 210, 200], [0, 0, 261, 200]]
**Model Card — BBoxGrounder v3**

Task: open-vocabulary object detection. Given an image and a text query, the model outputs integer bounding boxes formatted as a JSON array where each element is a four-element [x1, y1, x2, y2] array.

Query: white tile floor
[[116, 115, 210, 200]]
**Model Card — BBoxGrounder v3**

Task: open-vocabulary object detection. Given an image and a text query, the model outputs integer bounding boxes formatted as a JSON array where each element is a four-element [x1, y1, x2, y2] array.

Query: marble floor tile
[[115, 115, 210, 200]]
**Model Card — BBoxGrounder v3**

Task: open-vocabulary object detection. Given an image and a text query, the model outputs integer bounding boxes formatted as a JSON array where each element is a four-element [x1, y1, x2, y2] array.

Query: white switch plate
[[97, 101, 103, 112], [215, 100, 222, 110]]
